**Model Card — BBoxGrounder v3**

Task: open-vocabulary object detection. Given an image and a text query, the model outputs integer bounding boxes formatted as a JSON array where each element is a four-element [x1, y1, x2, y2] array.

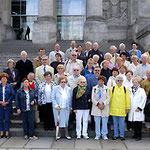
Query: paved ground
[[0, 137, 150, 150]]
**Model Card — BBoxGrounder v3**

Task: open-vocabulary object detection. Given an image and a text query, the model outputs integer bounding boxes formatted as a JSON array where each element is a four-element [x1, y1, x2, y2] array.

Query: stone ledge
[[137, 25, 150, 40]]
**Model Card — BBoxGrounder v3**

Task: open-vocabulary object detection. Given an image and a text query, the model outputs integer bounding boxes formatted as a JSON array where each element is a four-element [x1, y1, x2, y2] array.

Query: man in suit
[[35, 55, 54, 84], [33, 48, 49, 71]]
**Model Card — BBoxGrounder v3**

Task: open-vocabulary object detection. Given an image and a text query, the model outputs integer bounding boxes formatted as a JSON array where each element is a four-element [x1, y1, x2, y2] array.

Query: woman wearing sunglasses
[[72, 76, 90, 139], [51, 76, 72, 140]]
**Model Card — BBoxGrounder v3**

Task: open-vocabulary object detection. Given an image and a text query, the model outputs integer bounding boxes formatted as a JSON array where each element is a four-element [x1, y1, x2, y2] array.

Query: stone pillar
[[0, 0, 15, 42], [32, 0, 57, 44], [84, 0, 107, 43]]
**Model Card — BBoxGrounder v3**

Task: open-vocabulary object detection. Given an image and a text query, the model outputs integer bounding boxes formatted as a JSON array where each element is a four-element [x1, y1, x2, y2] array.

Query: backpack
[[112, 86, 126, 94]]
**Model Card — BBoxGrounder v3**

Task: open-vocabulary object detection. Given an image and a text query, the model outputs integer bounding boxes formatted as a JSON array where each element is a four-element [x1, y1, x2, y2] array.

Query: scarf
[[76, 85, 86, 99], [132, 86, 139, 96]]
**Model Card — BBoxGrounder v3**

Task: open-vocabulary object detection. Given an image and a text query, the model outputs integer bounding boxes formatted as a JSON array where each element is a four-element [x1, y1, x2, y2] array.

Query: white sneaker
[[102, 135, 108, 140], [95, 136, 100, 140], [83, 135, 89, 139], [77, 135, 81, 139]]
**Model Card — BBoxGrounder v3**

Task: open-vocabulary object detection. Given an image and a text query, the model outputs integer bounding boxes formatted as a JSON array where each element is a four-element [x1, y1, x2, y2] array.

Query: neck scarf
[[76, 85, 86, 99], [132, 86, 139, 96]]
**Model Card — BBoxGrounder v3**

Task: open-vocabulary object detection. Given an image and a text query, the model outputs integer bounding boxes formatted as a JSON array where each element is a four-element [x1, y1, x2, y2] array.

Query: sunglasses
[[61, 81, 66, 83], [80, 81, 86, 83], [42, 59, 47, 61], [117, 80, 123, 82], [95, 70, 100, 72], [72, 55, 77, 56], [74, 69, 79, 71]]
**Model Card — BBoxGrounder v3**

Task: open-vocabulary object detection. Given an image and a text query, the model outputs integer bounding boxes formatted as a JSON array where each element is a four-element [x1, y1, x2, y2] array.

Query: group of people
[[0, 40, 150, 141]]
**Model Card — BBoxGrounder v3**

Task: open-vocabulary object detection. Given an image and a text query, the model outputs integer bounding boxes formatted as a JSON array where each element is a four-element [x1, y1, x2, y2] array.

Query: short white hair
[[115, 75, 124, 82], [104, 52, 112, 58], [71, 51, 77, 55], [21, 51, 27, 56], [86, 41, 92, 46], [110, 45, 117, 50], [93, 42, 99, 46], [119, 43, 125, 48], [131, 55, 138, 60], [93, 54, 99, 59], [141, 54, 148, 59]]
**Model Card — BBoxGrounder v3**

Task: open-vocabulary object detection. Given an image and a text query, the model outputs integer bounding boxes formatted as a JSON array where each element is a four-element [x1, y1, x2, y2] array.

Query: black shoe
[[120, 137, 125, 141], [135, 137, 141, 141], [132, 135, 137, 139], [112, 137, 118, 140]]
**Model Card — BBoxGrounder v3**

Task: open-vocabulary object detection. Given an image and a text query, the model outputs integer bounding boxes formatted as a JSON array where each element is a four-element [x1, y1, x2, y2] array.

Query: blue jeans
[[94, 116, 108, 137], [21, 111, 35, 137], [0, 107, 10, 131], [112, 116, 125, 137]]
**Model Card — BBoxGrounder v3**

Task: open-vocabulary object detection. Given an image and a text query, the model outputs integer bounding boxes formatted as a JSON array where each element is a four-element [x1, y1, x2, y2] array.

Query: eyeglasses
[[74, 69, 79, 71], [58, 68, 63, 70], [117, 80, 123, 82], [42, 59, 47, 61], [72, 55, 77, 56], [80, 81, 86, 83], [61, 81, 66, 83], [95, 70, 100, 72]]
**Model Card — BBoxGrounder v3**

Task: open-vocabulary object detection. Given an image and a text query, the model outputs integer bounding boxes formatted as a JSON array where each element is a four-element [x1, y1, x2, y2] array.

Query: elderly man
[[65, 51, 83, 75], [35, 55, 54, 84], [117, 43, 129, 59], [27, 72, 40, 124], [88, 42, 104, 65], [110, 45, 119, 65], [49, 43, 65, 63], [109, 75, 130, 140], [85, 41, 92, 63], [33, 48, 49, 71], [68, 66, 84, 91], [65, 40, 78, 60], [134, 54, 150, 80], [15, 51, 33, 82], [93, 55, 99, 67]]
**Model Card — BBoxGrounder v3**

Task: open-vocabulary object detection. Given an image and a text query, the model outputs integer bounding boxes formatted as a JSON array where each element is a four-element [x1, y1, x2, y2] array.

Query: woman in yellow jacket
[[109, 75, 130, 140]]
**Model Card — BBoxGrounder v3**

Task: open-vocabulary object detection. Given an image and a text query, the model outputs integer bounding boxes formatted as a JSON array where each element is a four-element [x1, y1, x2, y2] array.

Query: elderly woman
[[91, 76, 110, 140], [128, 77, 146, 141], [72, 76, 90, 139], [110, 75, 130, 140], [124, 70, 133, 89], [0, 73, 14, 138], [16, 78, 38, 140], [128, 55, 139, 74], [52, 76, 72, 140], [119, 65, 127, 84], [81, 58, 94, 81], [38, 71, 55, 130], [54, 64, 69, 84], [3, 59, 20, 92], [100, 60, 111, 83], [93, 55, 99, 67], [104, 52, 114, 70], [107, 67, 119, 88], [115, 57, 123, 70], [77, 44, 86, 67]]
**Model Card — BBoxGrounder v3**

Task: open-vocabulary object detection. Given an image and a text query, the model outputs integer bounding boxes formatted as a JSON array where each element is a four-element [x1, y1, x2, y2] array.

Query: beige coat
[[35, 65, 54, 84], [91, 85, 110, 117], [65, 59, 84, 75]]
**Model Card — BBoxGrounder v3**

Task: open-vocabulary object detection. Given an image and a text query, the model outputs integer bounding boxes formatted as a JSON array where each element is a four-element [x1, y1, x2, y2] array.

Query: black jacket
[[15, 59, 33, 82], [72, 86, 90, 110], [88, 49, 104, 64]]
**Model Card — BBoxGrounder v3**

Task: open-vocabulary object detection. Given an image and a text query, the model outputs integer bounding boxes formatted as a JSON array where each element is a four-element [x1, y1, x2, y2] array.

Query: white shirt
[[123, 78, 133, 89], [128, 63, 139, 74], [2, 87, 5, 102], [25, 91, 30, 111], [45, 83, 52, 103], [107, 76, 116, 89], [60, 87, 67, 108], [119, 73, 126, 85]]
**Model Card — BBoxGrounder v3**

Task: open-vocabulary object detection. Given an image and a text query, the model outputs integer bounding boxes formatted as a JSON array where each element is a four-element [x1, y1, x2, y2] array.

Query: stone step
[[9, 127, 150, 138]]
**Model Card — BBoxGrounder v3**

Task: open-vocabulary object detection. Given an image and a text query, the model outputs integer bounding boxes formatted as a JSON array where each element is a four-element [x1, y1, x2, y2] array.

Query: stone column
[[0, 0, 15, 42], [84, 0, 107, 43], [32, 0, 57, 44]]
